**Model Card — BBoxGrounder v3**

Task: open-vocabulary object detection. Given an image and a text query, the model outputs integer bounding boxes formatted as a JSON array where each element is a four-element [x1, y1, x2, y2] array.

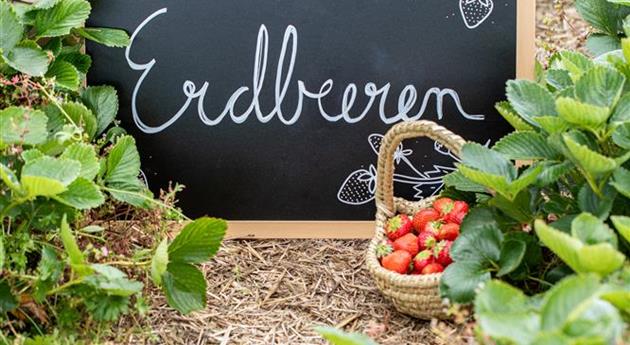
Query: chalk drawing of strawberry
[[459, 0, 494, 29]]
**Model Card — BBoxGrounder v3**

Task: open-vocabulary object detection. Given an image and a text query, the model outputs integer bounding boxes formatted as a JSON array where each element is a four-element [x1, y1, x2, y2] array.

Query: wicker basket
[[366, 120, 466, 319]]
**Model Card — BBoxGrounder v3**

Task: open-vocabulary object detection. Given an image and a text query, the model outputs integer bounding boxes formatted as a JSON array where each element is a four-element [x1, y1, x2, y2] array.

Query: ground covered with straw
[[108, 1, 589, 344]]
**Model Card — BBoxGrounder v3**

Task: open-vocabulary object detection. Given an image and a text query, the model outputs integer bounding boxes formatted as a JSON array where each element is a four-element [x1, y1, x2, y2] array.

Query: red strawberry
[[412, 249, 435, 273], [393, 233, 419, 257], [432, 197, 454, 216], [385, 214, 413, 240], [421, 263, 444, 275], [375, 241, 393, 259], [435, 241, 453, 266], [444, 201, 469, 224], [423, 220, 443, 234], [412, 208, 441, 232], [417, 231, 438, 250], [381, 250, 412, 274], [437, 223, 460, 241]]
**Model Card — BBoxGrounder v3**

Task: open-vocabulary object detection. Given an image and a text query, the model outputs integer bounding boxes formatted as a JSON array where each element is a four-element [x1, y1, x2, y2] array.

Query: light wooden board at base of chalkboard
[[228, 0, 536, 239]]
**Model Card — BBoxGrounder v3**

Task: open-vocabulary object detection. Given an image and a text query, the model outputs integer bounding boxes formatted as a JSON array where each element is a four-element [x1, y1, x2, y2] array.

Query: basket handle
[[375, 121, 467, 217]]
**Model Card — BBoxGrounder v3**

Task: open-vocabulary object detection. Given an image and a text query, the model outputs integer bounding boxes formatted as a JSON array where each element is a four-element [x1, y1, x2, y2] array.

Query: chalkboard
[[87, 0, 534, 224]]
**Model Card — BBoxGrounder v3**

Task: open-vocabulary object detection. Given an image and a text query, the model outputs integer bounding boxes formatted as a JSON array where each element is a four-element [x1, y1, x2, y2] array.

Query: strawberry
[[393, 233, 419, 257], [417, 230, 438, 250], [423, 220, 443, 234], [432, 197, 454, 216], [437, 223, 460, 241], [412, 208, 441, 232], [444, 201, 469, 224], [421, 263, 444, 275], [412, 249, 435, 273], [435, 241, 453, 266], [385, 214, 413, 240], [460, 0, 494, 29], [381, 250, 412, 274], [375, 241, 393, 259]]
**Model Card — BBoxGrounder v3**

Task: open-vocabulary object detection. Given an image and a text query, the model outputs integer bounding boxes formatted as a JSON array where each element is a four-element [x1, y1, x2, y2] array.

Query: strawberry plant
[[576, 0, 630, 55], [440, 2, 630, 343], [0, 0, 225, 342]]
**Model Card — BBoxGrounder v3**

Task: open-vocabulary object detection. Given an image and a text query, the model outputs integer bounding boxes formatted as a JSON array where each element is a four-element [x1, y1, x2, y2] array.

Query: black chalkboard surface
[[87, 0, 523, 221]]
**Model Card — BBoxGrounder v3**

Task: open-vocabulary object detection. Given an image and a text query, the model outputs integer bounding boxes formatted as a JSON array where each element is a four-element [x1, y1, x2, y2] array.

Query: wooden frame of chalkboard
[[84, 0, 538, 239], [223, 1, 537, 239]]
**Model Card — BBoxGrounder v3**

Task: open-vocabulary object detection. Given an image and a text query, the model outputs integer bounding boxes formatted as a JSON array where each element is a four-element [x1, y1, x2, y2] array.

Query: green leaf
[[457, 165, 511, 196], [74, 27, 130, 47], [0, 280, 17, 313], [474, 281, 539, 344], [611, 167, 630, 198], [571, 212, 617, 246], [495, 101, 535, 131], [168, 217, 226, 264], [0, 106, 48, 146], [3, 42, 49, 76], [0, 163, 21, 191], [162, 262, 206, 314], [497, 239, 526, 277], [33, 246, 63, 302], [60, 143, 99, 180], [443, 170, 487, 193], [563, 135, 617, 177], [540, 274, 600, 331], [577, 184, 616, 219], [612, 122, 630, 149], [0, 1, 23, 52], [32, 0, 61, 10], [577, 243, 625, 276], [440, 260, 492, 304], [475, 280, 530, 314], [57, 51, 91, 74], [610, 215, 630, 243], [105, 136, 140, 184], [315, 327, 378, 345], [533, 116, 570, 134], [506, 80, 557, 125], [45, 59, 79, 90], [54, 177, 104, 209], [610, 92, 630, 123], [84, 264, 143, 296], [34, 0, 91, 38], [586, 34, 622, 56], [576, 0, 629, 36], [84, 294, 130, 321], [493, 131, 558, 160], [451, 223, 503, 263], [81, 85, 119, 135], [60, 102, 97, 139], [107, 179, 152, 208], [546, 69, 574, 91], [556, 97, 611, 129], [151, 238, 168, 286], [59, 214, 90, 276], [461, 143, 516, 179], [535, 220, 584, 273], [575, 66, 626, 108], [21, 149, 43, 162], [21, 156, 80, 197], [551, 51, 594, 81], [535, 161, 573, 186]]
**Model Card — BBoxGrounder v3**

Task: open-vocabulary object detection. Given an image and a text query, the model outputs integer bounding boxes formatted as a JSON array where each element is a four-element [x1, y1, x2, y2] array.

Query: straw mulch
[[110, 1, 590, 344]]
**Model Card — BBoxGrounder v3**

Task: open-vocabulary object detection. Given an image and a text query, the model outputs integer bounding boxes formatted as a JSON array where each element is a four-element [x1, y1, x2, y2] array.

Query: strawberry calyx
[[375, 241, 393, 258]]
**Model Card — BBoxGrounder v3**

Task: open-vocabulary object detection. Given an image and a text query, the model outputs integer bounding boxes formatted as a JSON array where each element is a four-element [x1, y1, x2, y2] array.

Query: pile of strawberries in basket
[[376, 197, 469, 275]]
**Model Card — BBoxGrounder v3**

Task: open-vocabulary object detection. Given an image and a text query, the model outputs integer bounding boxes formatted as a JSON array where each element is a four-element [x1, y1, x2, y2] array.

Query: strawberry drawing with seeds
[[460, 0, 494, 29]]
